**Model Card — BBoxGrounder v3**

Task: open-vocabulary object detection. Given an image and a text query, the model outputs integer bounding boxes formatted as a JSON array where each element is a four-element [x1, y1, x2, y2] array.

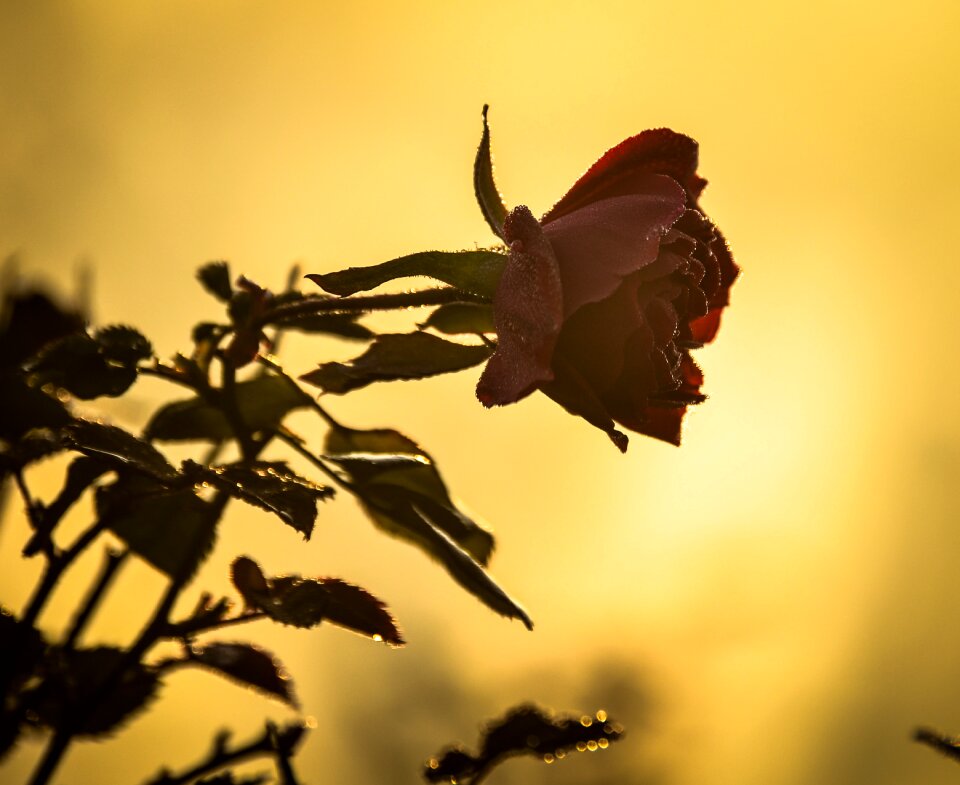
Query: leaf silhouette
[[0, 372, 72, 442], [29, 326, 151, 400], [306, 249, 507, 299], [229, 557, 404, 645], [326, 425, 494, 565], [188, 461, 332, 540], [197, 261, 234, 302], [147, 374, 311, 442], [97, 476, 217, 580], [300, 332, 492, 395], [64, 420, 178, 482], [473, 105, 509, 240], [419, 303, 495, 335], [22, 647, 160, 737], [425, 704, 624, 784], [184, 642, 297, 708]]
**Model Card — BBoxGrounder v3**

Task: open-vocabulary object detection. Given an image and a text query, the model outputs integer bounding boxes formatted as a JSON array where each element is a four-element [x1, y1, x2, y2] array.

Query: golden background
[[2, 1, 959, 783]]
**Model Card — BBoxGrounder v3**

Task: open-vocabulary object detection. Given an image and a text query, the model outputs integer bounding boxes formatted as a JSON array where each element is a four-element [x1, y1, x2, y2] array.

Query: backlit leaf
[[300, 332, 492, 395], [325, 426, 495, 565], [473, 105, 508, 240], [22, 647, 160, 737], [419, 302, 495, 335], [146, 374, 311, 442], [306, 249, 507, 299], [191, 461, 332, 540], [425, 704, 624, 784], [98, 476, 216, 580], [186, 642, 297, 708], [64, 420, 178, 483], [229, 557, 404, 645]]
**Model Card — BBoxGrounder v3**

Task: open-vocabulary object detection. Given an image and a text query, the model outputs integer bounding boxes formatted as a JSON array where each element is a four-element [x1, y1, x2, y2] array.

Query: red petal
[[543, 129, 705, 223], [542, 178, 686, 316], [476, 206, 564, 406]]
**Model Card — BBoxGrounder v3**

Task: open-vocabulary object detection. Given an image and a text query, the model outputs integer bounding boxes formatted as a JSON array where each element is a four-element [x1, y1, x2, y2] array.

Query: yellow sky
[[2, 1, 959, 784]]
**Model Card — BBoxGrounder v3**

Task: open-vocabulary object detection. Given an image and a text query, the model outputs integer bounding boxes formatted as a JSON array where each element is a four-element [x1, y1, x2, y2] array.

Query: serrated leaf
[[306, 250, 507, 299], [420, 303, 495, 335], [29, 326, 150, 400], [93, 325, 153, 366], [197, 261, 234, 302], [325, 426, 494, 566], [195, 462, 332, 540], [0, 372, 72, 441], [22, 647, 160, 737], [98, 476, 217, 580], [229, 557, 404, 645], [187, 642, 297, 708], [146, 374, 311, 442], [425, 704, 624, 784], [64, 420, 178, 482], [300, 332, 492, 395], [473, 105, 508, 240]]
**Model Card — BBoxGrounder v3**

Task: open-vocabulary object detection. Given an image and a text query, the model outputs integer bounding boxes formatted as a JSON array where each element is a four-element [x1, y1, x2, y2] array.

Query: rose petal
[[542, 180, 686, 315], [540, 354, 629, 453], [543, 129, 705, 223], [476, 206, 564, 406]]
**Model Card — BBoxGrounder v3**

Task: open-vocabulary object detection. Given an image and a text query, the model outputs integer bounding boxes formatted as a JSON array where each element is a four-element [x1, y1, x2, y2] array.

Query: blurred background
[[1, 1, 959, 783]]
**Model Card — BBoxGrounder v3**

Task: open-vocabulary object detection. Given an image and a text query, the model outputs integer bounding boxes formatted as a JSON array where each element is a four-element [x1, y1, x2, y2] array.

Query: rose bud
[[476, 129, 738, 451]]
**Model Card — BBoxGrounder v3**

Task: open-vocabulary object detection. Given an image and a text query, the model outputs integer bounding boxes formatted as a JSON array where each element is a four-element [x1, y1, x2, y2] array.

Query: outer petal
[[543, 129, 705, 223], [476, 206, 564, 406], [542, 177, 686, 316]]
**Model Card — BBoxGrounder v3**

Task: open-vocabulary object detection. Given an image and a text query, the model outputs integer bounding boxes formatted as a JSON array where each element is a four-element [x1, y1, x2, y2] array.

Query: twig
[[258, 286, 485, 328], [64, 547, 129, 648], [915, 727, 960, 764], [141, 722, 308, 785]]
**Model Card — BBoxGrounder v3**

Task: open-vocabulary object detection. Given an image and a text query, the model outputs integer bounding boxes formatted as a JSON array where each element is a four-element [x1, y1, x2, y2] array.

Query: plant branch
[[258, 286, 485, 328], [141, 722, 308, 785], [64, 547, 129, 648], [915, 727, 960, 764]]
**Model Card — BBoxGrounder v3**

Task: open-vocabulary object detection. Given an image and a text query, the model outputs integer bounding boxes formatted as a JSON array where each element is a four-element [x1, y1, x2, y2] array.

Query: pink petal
[[476, 206, 564, 406], [542, 177, 686, 316]]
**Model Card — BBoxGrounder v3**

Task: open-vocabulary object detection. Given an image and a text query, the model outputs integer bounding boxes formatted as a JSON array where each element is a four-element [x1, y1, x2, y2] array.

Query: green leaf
[[473, 104, 508, 240], [190, 461, 332, 540], [185, 642, 297, 708], [146, 374, 311, 442], [97, 476, 217, 580], [22, 646, 160, 737], [300, 332, 493, 395], [229, 557, 405, 645], [306, 249, 507, 299], [419, 303, 495, 335], [64, 420, 178, 483], [325, 426, 494, 565], [197, 261, 234, 302]]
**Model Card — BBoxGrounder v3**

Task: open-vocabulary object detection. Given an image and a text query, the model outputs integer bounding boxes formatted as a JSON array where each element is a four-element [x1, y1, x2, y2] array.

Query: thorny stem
[[219, 357, 257, 462], [257, 354, 342, 429], [274, 428, 349, 490], [258, 286, 486, 328], [162, 609, 267, 639]]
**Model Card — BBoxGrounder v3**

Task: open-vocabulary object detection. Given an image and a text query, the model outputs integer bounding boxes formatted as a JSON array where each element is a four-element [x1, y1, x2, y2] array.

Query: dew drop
[[304, 715, 318, 729], [587, 740, 598, 751], [427, 758, 439, 770], [543, 754, 555, 764], [372, 634, 383, 642], [576, 742, 587, 753], [555, 750, 566, 759], [596, 709, 607, 722], [580, 715, 593, 727], [597, 738, 609, 749]]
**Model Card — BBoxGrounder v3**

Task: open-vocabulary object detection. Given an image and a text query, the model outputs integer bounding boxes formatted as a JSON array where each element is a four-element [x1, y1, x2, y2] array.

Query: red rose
[[476, 130, 738, 451]]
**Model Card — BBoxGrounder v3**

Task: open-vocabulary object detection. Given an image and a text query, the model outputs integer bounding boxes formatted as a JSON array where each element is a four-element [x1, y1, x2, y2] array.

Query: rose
[[475, 129, 738, 451]]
